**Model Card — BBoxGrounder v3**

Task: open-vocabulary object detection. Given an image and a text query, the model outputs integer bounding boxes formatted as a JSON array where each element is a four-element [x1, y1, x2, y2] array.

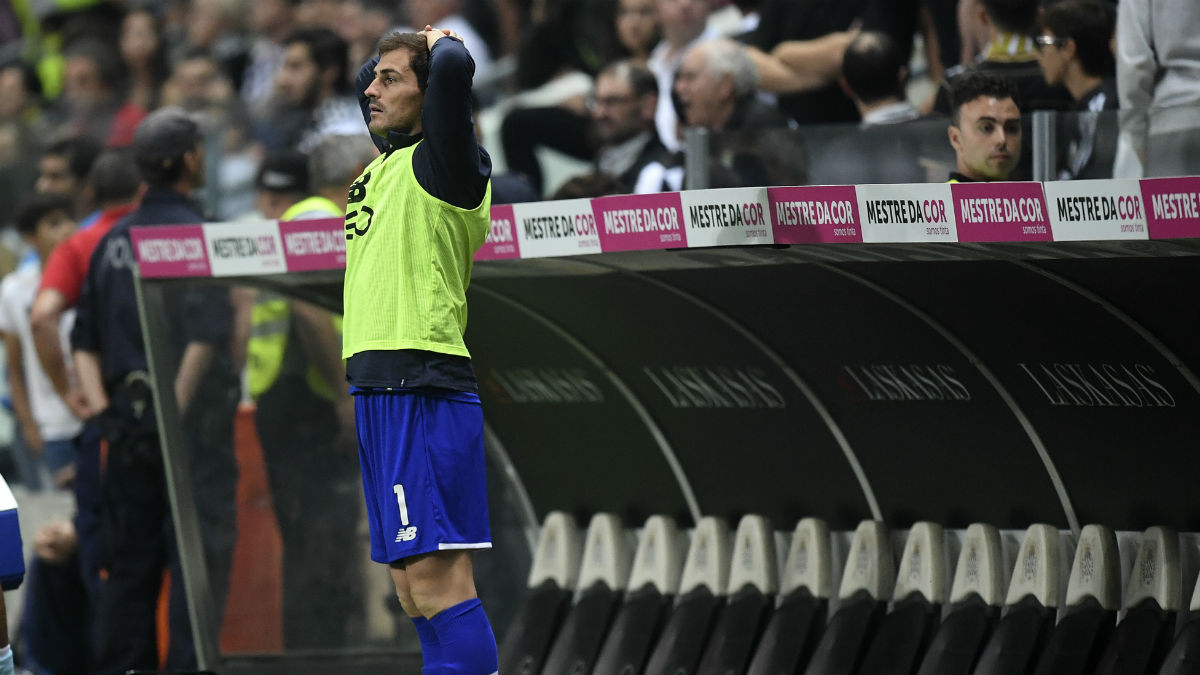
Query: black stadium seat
[[697, 515, 778, 675], [499, 512, 583, 675], [803, 520, 896, 675], [644, 517, 733, 675], [1032, 524, 1120, 674], [1096, 526, 1180, 674], [540, 513, 634, 675], [748, 518, 833, 675], [973, 523, 1065, 675], [918, 523, 1006, 675], [1160, 562, 1200, 675], [592, 515, 688, 675], [858, 522, 949, 675]]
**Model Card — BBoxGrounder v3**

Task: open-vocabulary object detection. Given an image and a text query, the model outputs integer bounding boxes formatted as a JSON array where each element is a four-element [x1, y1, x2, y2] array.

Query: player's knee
[[394, 587, 420, 618]]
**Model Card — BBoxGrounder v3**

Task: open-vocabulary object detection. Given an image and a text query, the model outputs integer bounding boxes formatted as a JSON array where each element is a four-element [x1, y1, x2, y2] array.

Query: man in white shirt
[[647, 0, 716, 152]]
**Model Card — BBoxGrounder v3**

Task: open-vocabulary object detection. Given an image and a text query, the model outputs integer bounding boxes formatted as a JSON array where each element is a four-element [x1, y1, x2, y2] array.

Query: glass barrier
[[133, 278, 532, 670]]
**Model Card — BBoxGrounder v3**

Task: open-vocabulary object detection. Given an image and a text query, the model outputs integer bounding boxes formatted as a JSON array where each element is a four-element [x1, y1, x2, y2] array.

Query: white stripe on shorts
[[438, 542, 493, 550]]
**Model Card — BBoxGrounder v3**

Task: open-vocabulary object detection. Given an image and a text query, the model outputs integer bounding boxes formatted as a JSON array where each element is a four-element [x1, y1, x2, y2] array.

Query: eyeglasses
[[1033, 35, 1069, 50], [587, 94, 638, 111]]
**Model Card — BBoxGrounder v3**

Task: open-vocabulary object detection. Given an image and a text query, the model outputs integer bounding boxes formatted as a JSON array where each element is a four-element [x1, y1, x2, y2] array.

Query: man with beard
[[274, 28, 365, 152], [500, 59, 667, 196]]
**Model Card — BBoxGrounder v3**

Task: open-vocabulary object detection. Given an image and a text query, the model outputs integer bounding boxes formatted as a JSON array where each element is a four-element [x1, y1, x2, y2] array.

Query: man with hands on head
[[346, 25, 498, 674]]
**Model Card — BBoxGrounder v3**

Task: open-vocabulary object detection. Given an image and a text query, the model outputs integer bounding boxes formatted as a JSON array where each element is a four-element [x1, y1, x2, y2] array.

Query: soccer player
[[344, 26, 496, 674], [947, 71, 1023, 182]]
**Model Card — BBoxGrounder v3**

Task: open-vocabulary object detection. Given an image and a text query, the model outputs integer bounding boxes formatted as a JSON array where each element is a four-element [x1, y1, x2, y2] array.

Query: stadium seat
[[973, 523, 1064, 675], [0, 473, 23, 590], [1095, 527, 1180, 674], [540, 513, 633, 674], [592, 515, 688, 675], [1031, 524, 1120, 674], [917, 523, 1005, 675], [499, 512, 583, 675], [643, 517, 733, 675], [747, 518, 833, 675], [697, 514, 778, 675], [858, 522, 948, 674], [803, 520, 895, 675], [1155, 540, 1200, 675]]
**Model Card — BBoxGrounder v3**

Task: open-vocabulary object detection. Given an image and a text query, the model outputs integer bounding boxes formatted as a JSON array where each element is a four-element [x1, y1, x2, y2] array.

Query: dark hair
[[981, 0, 1039, 34], [599, 59, 658, 99], [552, 172, 628, 200], [15, 193, 72, 236], [950, 70, 1021, 124], [284, 27, 351, 94], [44, 136, 103, 181], [0, 59, 43, 99], [63, 38, 125, 91], [89, 150, 141, 206], [1041, 0, 1116, 78], [378, 32, 430, 92], [842, 32, 906, 105]]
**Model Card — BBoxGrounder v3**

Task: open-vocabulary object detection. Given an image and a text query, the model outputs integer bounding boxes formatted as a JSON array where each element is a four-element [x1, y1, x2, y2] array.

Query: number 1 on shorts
[[393, 484, 410, 527]]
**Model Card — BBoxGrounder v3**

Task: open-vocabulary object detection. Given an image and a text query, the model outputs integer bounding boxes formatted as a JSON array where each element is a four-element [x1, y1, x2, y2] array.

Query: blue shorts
[[354, 388, 491, 564]]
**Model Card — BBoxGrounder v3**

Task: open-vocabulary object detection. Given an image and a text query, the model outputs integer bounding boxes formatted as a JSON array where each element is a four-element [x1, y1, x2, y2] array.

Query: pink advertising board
[[475, 204, 521, 260], [1140, 176, 1200, 240], [131, 225, 210, 278], [950, 181, 1052, 242], [280, 217, 346, 272], [768, 185, 862, 243], [592, 192, 686, 252]]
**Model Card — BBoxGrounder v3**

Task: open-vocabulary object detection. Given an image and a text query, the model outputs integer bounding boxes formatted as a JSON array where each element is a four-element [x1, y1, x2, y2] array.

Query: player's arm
[[174, 342, 214, 417], [416, 29, 491, 209], [3, 332, 41, 453], [356, 56, 388, 153], [30, 289, 81, 409]]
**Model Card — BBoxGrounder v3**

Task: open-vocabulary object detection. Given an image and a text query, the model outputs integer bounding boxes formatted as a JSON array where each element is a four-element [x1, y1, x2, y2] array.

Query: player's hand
[[422, 25, 463, 51], [35, 520, 77, 565]]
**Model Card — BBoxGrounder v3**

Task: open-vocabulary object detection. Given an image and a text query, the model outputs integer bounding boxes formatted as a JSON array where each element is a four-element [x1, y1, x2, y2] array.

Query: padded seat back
[[804, 520, 895, 675], [698, 515, 779, 675], [1032, 524, 1120, 674], [541, 513, 634, 675], [644, 517, 732, 675], [593, 515, 687, 675], [748, 518, 833, 675], [973, 523, 1063, 675], [918, 523, 1004, 674], [0, 474, 24, 590], [499, 512, 582, 675], [1095, 526, 1179, 675], [858, 522, 948, 675]]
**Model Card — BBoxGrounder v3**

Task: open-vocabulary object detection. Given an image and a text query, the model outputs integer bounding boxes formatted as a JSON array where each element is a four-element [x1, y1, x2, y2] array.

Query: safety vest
[[247, 196, 342, 401]]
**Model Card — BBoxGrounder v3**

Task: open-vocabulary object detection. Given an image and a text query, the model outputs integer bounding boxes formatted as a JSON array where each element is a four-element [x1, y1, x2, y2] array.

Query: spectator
[[1036, 0, 1117, 180], [841, 31, 920, 127], [241, 150, 363, 648], [648, 0, 715, 152], [53, 39, 146, 147], [1117, 0, 1200, 177], [35, 136, 102, 219], [502, 60, 667, 196], [72, 108, 238, 673], [180, 0, 249, 92], [0, 61, 46, 228], [0, 60, 46, 128], [241, 0, 300, 113], [307, 132, 379, 207], [552, 171, 628, 199], [118, 8, 169, 114], [617, 0, 662, 65], [933, 0, 1072, 116], [273, 28, 364, 152], [514, 0, 624, 91], [337, 0, 396, 84], [0, 194, 80, 492], [947, 71, 1022, 182]]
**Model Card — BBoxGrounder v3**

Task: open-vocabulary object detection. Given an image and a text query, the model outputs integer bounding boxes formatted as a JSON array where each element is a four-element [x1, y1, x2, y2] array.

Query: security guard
[[71, 108, 238, 674], [245, 150, 362, 647]]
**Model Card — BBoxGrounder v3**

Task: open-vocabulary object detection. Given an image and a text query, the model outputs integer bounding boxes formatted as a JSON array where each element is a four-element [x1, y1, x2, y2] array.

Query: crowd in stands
[[0, 0, 1196, 672]]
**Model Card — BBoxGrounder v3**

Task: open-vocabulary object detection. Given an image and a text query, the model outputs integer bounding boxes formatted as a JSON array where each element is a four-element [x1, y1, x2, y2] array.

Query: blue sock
[[428, 598, 498, 675], [411, 616, 442, 674]]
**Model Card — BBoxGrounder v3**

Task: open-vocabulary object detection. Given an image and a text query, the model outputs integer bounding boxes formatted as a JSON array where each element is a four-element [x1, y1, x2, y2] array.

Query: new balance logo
[[395, 526, 418, 543]]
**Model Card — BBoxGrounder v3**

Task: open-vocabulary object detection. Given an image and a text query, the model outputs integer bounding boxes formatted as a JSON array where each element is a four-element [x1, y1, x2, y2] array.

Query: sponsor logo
[[395, 526, 418, 543], [644, 365, 786, 410], [486, 367, 604, 404], [210, 235, 278, 259], [1018, 362, 1176, 408], [841, 364, 971, 402]]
